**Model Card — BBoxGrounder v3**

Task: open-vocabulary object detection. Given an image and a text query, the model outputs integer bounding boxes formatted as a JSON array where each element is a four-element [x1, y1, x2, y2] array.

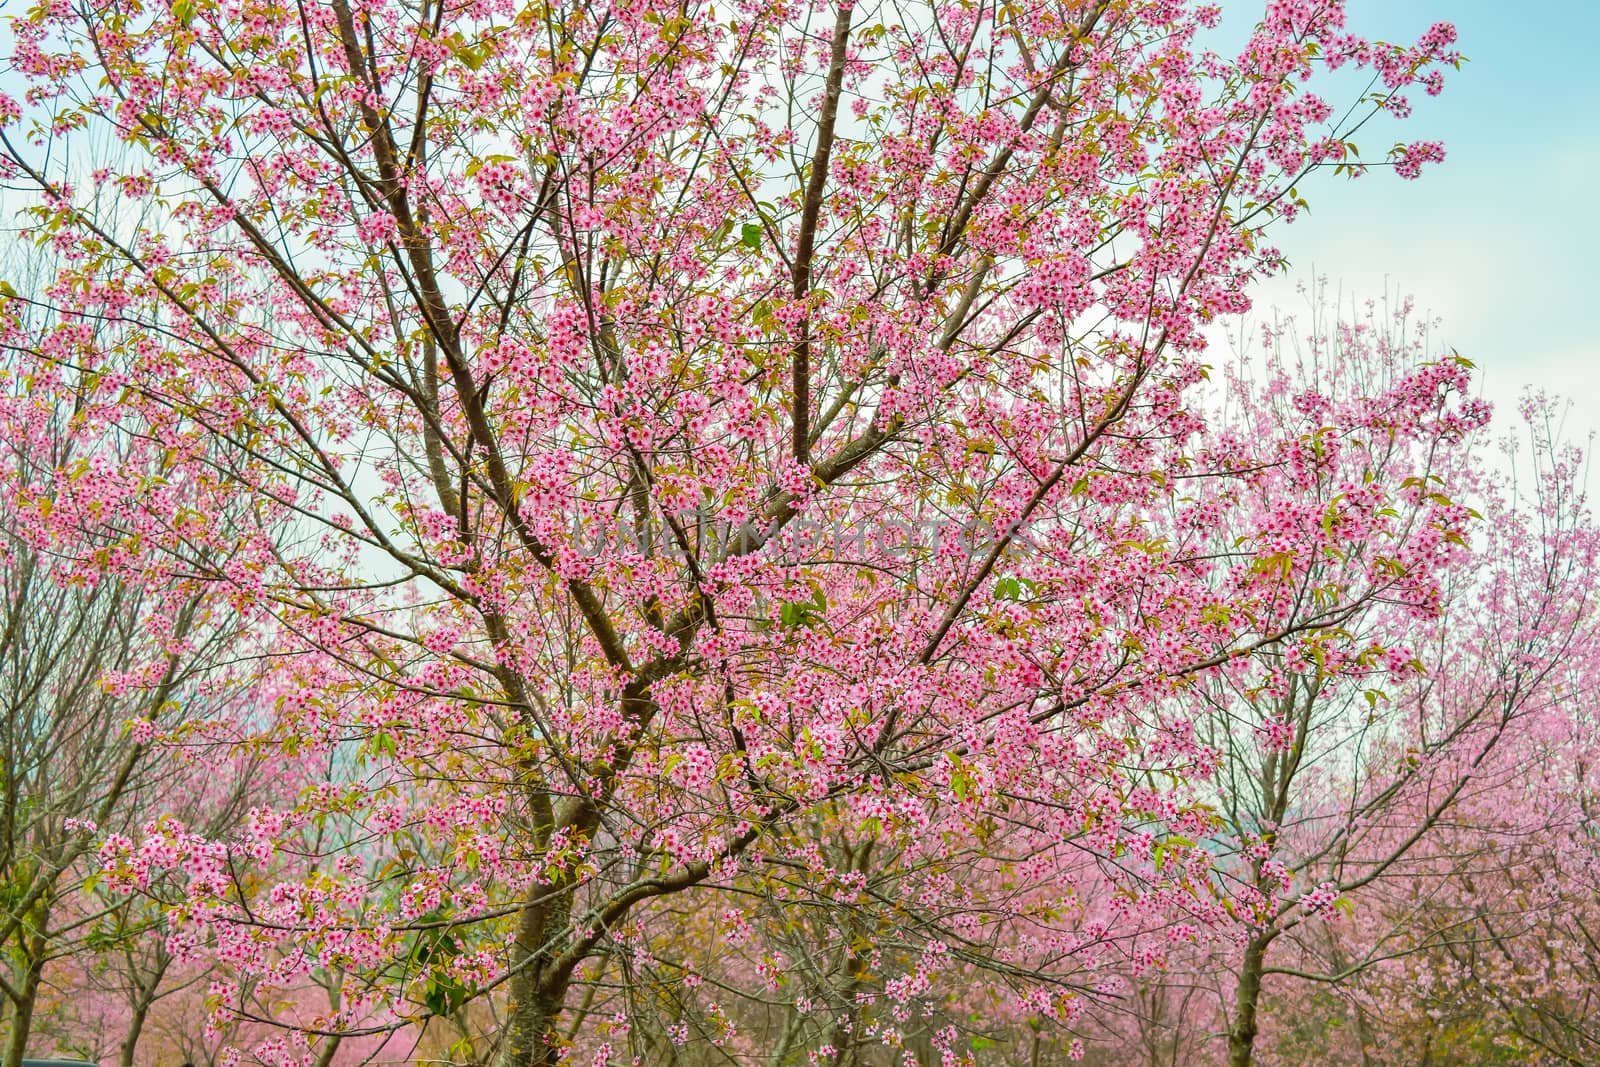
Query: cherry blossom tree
[[0, 278, 280, 1067], [1058, 307, 1600, 1067], [1250, 399, 1600, 1067], [1203, 370, 1600, 1067], [0, 0, 1471, 1062]]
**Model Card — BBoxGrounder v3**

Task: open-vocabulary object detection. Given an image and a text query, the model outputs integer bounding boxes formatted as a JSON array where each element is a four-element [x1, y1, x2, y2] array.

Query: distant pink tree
[[0, 258, 279, 1067], [1248, 397, 1600, 1067], [1070, 300, 1600, 1067], [0, 0, 1469, 1062]]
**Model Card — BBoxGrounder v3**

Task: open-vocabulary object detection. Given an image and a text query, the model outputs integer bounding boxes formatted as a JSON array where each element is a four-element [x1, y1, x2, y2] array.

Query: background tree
[[1064, 308, 1600, 1067], [0, 282, 278, 1067], [1255, 397, 1600, 1066]]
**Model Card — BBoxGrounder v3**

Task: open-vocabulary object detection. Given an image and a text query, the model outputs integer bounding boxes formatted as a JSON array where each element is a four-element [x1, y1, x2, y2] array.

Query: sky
[[1212, 0, 1600, 445]]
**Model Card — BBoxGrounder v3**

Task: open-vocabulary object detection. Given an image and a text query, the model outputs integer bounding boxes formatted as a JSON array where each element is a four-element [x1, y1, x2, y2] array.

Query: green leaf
[[423, 975, 469, 1016], [777, 588, 827, 629], [740, 222, 762, 250]]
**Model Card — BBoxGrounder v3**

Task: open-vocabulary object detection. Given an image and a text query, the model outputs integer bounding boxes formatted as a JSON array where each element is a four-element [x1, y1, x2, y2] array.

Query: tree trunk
[[497, 974, 568, 1067], [118, 943, 174, 1067], [118, 1002, 148, 1067], [496, 891, 577, 1067], [1, 944, 45, 1067], [119, 988, 154, 1067], [766, 1004, 806, 1067], [311, 1035, 342, 1067], [1227, 935, 1270, 1067]]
